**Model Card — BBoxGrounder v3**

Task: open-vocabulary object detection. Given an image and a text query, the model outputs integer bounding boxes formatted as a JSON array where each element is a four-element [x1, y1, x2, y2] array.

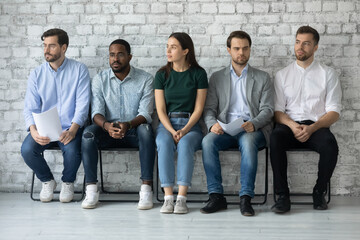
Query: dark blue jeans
[[202, 130, 266, 198], [21, 128, 83, 183], [81, 124, 155, 183]]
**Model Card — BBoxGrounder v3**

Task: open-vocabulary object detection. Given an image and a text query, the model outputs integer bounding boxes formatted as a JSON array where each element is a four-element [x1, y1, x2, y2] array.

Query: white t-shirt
[[274, 61, 342, 122]]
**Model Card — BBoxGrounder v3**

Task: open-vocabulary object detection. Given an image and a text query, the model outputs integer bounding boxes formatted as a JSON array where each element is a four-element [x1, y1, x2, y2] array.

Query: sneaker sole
[[160, 210, 174, 214], [174, 210, 188, 214], [137, 204, 153, 210], [82, 203, 98, 209]]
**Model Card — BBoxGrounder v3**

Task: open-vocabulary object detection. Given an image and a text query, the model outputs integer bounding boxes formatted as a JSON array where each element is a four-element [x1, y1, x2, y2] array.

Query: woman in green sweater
[[154, 32, 208, 214]]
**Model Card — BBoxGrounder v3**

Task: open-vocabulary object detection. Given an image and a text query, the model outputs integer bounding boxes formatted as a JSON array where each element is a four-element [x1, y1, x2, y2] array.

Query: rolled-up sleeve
[[137, 74, 154, 124], [71, 64, 90, 127], [325, 69, 342, 115]]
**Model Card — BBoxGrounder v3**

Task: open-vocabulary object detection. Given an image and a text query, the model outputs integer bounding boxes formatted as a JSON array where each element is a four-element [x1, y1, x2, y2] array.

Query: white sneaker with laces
[[81, 184, 99, 209], [137, 184, 153, 210], [40, 179, 56, 202], [59, 182, 74, 203], [174, 196, 189, 214], [160, 196, 174, 214]]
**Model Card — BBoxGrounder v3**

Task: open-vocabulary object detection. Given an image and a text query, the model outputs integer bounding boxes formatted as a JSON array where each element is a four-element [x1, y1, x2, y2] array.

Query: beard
[[295, 49, 312, 62], [111, 61, 129, 73], [45, 53, 61, 62], [295, 53, 311, 61], [232, 56, 249, 66]]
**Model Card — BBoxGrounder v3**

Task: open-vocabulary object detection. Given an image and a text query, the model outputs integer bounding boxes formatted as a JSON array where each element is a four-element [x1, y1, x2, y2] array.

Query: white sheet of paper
[[217, 118, 245, 136], [32, 106, 62, 142]]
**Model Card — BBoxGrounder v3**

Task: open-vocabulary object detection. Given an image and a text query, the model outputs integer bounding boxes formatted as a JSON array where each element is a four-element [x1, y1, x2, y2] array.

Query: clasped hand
[[107, 122, 128, 139], [293, 124, 315, 143]]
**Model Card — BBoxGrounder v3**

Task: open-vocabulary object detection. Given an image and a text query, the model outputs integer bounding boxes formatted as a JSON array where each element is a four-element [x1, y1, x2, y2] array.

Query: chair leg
[[30, 171, 40, 201]]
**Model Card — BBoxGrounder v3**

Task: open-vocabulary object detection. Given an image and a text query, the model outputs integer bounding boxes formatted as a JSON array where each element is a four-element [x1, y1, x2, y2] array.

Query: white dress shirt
[[274, 61, 342, 122], [227, 64, 251, 122]]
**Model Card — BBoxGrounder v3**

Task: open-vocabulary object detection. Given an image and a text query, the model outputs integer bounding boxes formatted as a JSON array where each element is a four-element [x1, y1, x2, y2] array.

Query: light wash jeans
[[156, 117, 203, 187], [201, 130, 266, 198], [21, 128, 84, 183], [81, 124, 155, 183]]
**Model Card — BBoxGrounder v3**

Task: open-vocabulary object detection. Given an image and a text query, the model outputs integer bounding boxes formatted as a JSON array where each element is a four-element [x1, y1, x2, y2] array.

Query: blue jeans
[[201, 130, 266, 198], [21, 128, 84, 183], [156, 118, 203, 187], [81, 124, 155, 183]]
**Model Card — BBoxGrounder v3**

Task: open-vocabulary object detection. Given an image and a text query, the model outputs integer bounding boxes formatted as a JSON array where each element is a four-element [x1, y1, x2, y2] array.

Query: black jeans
[[270, 122, 338, 195]]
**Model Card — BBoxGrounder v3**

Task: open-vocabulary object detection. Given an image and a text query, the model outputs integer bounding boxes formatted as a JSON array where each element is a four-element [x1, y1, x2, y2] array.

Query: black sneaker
[[271, 194, 291, 213], [240, 195, 254, 216], [313, 189, 328, 210], [200, 193, 227, 214]]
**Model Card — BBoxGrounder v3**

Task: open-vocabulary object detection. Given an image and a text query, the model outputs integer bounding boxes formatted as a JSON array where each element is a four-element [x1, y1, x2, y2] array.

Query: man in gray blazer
[[200, 31, 274, 216]]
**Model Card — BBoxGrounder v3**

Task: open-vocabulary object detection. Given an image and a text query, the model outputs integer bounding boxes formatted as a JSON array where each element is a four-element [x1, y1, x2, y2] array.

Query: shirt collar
[[46, 57, 68, 72], [230, 63, 248, 78], [295, 59, 317, 72], [110, 65, 134, 81]]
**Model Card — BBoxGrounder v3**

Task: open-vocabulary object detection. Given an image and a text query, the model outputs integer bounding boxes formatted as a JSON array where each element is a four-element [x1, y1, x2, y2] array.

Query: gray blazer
[[203, 65, 274, 145]]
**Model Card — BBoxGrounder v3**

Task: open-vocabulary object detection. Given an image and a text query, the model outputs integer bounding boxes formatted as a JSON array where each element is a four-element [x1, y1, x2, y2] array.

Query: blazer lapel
[[246, 65, 255, 106], [222, 67, 231, 117]]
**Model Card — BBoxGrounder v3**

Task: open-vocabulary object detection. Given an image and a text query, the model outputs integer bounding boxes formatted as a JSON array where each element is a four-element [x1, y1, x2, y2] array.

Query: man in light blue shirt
[[201, 31, 274, 216], [81, 39, 155, 210], [21, 28, 90, 203]]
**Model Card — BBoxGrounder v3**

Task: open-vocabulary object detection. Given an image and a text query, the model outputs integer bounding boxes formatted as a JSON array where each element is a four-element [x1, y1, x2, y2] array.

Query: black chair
[[98, 147, 140, 202], [30, 146, 85, 201], [156, 147, 269, 205], [272, 148, 331, 205]]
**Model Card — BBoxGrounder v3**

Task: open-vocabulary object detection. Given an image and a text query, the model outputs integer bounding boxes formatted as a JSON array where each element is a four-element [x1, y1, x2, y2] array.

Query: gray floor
[[0, 193, 359, 240]]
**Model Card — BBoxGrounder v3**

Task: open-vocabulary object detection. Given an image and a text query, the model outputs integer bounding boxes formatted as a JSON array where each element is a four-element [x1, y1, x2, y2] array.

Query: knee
[[156, 135, 174, 151], [21, 141, 32, 159], [137, 124, 153, 141], [202, 134, 216, 151], [319, 136, 338, 155], [21, 135, 36, 159]]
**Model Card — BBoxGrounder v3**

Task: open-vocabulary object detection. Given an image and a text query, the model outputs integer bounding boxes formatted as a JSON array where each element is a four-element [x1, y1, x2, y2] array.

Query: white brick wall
[[0, 0, 359, 197]]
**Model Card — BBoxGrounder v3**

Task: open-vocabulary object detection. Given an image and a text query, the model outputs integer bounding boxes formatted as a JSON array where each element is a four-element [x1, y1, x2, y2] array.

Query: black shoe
[[271, 194, 291, 213], [240, 195, 254, 216], [200, 193, 227, 214], [313, 189, 328, 210]]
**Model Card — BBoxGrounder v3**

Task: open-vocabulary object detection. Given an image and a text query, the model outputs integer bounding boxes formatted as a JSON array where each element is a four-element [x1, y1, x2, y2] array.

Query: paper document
[[32, 106, 62, 142], [217, 118, 244, 136]]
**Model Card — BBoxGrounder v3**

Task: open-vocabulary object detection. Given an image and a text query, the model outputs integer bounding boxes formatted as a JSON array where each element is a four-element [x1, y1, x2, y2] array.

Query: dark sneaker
[[200, 193, 227, 214], [240, 195, 255, 216], [271, 194, 291, 213], [313, 189, 328, 210]]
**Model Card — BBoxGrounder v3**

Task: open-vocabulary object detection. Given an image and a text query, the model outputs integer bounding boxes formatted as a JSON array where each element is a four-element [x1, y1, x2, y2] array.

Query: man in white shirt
[[271, 26, 342, 213]]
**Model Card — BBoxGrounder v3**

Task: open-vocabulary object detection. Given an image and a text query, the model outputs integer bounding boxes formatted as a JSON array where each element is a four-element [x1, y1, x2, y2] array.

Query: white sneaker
[[160, 196, 174, 214], [137, 184, 153, 210], [81, 184, 99, 209], [59, 182, 74, 203], [40, 180, 56, 202], [174, 196, 189, 214]]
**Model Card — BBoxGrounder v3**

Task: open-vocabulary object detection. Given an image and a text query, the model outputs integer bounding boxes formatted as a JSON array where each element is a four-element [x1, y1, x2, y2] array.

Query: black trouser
[[270, 122, 338, 196]]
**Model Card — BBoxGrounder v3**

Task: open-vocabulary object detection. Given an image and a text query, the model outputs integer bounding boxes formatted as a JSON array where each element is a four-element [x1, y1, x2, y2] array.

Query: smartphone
[[113, 122, 120, 128]]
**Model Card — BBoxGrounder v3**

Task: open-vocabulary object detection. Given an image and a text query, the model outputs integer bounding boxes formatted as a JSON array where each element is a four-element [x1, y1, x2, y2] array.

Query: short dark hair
[[109, 39, 131, 55], [41, 28, 69, 47], [296, 26, 320, 45], [227, 31, 252, 48]]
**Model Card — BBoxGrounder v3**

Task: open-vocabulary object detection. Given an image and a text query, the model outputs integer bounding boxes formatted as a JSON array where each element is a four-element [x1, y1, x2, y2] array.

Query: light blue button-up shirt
[[227, 64, 251, 122], [91, 66, 154, 124], [24, 58, 91, 131]]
